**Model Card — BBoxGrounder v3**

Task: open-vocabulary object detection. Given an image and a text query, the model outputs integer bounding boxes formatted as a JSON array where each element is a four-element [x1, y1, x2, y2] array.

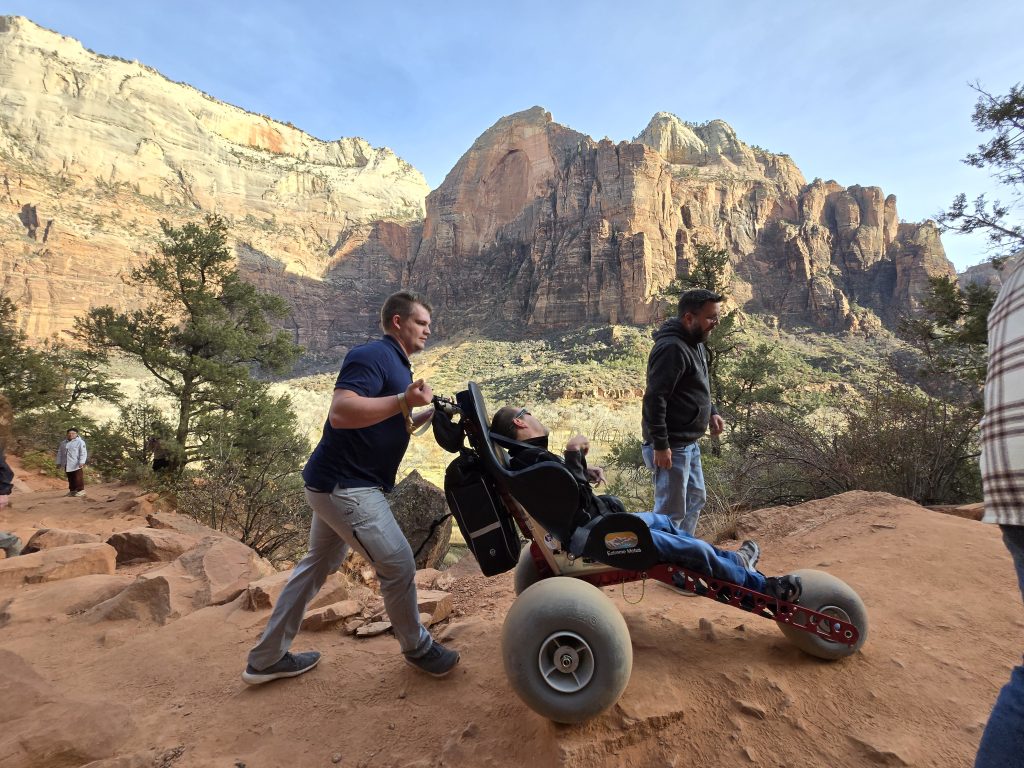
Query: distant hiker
[[975, 257, 1024, 767], [242, 291, 460, 685], [0, 448, 13, 510], [490, 404, 800, 602], [0, 530, 21, 558], [641, 289, 725, 536], [56, 428, 88, 497], [148, 436, 171, 473]]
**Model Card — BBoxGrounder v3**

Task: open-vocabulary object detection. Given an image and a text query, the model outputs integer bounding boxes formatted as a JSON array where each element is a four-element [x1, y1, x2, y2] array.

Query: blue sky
[[13, 1, 1024, 270]]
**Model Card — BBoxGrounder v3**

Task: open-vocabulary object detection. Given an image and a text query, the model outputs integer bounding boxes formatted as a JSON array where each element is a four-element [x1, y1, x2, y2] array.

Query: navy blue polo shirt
[[303, 335, 413, 492]]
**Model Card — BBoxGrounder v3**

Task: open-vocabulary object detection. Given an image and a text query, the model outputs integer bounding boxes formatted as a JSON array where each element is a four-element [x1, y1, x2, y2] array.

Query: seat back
[[456, 383, 581, 545]]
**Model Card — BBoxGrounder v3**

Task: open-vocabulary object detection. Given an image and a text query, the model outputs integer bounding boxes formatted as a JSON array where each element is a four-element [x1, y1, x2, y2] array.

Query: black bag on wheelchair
[[443, 453, 520, 576]]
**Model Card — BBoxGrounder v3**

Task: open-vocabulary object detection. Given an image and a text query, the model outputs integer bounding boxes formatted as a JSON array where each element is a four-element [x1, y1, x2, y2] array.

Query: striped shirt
[[981, 255, 1024, 525]]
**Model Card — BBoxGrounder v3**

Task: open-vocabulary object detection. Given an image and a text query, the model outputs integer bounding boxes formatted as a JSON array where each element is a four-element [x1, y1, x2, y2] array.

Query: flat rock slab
[[355, 621, 392, 638], [0, 574, 134, 626], [106, 527, 197, 564], [0, 543, 117, 591], [23, 528, 102, 553], [417, 589, 453, 625], [300, 599, 361, 631]]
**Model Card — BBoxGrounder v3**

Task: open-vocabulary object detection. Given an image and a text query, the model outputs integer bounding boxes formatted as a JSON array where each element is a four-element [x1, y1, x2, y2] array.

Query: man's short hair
[[380, 291, 432, 333], [678, 289, 724, 317], [490, 406, 520, 439]]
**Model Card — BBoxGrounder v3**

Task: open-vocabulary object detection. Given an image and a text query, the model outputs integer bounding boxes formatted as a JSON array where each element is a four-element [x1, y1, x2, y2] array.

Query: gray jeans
[[247, 486, 431, 670]]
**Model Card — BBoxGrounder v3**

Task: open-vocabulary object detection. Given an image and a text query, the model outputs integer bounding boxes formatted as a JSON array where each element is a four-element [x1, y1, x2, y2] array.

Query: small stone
[[355, 620, 392, 638], [698, 617, 716, 641], [332, 753, 342, 764], [343, 618, 364, 635], [398, 690, 407, 699], [736, 700, 767, 719], [388, 722, 395, 730]]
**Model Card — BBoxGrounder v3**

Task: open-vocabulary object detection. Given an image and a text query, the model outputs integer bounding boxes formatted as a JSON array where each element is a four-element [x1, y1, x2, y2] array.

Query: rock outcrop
[[388, 470, 453, 569], [411, 109, 955, 335], [0, 16, 428, 352], [2, 17, 956, 348], [0, 542, 116, 589]]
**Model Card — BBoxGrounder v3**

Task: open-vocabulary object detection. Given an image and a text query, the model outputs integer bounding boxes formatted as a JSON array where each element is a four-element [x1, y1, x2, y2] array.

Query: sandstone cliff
[[0, 16, 428, 351], [2, 16, 956, 351], [411, 109, 955, 335]]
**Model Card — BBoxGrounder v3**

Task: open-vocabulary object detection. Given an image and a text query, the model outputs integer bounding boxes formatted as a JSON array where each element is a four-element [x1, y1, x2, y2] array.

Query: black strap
[[413, 512, 454, 559]]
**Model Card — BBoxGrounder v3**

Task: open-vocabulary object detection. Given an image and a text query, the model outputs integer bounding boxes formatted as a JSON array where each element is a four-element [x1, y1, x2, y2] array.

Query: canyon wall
[[1, 16, 955, 354]]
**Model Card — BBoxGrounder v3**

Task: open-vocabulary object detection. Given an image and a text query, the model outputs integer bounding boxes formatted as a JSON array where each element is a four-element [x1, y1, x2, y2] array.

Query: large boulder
[[0, 543, 117, 591], [389, 470, 452, 569], [86, 576, 173, 625], [88, 537, 275, 624], [23, 529, 102, 553], [0, 574, 134, 627], [105, 527, 198, 564]]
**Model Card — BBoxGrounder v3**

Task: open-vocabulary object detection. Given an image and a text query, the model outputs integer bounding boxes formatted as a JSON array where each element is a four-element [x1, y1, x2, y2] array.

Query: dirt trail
[[0, 485, 1019, 768]]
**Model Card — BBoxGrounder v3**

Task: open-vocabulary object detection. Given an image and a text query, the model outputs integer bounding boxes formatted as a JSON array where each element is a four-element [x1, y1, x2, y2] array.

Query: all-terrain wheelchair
[[433, 382, 868, 723]]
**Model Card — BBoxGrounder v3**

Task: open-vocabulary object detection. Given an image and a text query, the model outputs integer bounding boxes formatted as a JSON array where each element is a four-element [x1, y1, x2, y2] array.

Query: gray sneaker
[[736, 540, 761, 571], [242, 651, 321, 685], [404, 640, 460, 677]]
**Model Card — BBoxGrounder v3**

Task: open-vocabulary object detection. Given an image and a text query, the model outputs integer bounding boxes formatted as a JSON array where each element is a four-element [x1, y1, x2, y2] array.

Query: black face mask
[[523, 435, 549, 450]]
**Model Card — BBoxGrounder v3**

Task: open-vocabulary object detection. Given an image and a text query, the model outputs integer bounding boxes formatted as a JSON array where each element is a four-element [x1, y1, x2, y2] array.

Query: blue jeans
[[248, 486, 432, 670], [642, 441, 707, 535], [976, 525, 1024, 767], [635, 513, 766, 592]]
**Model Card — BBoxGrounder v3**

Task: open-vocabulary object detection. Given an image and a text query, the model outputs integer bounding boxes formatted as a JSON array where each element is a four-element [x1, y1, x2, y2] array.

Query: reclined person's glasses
[[514, 408, 530, 420]]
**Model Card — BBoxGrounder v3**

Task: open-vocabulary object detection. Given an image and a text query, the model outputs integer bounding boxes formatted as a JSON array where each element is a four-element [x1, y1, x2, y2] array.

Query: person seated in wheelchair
[[490, 405, 802, 603]]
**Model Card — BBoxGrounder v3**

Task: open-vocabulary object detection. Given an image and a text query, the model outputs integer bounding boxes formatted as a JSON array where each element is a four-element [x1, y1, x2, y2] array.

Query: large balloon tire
[[778, 569, 868, 660], [513, 544, 543, 596], [502, 577, 632, 723]]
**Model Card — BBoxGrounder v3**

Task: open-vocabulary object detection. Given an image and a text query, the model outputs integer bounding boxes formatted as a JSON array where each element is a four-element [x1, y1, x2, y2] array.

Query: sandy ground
[[0, 456, 1020, 768]]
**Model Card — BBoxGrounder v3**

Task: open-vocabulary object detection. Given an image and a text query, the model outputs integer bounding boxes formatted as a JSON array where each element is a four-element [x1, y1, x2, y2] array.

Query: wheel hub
[[815, 604, 853, 643], [555, 645, 579, 673], [538, 630, 595, 693]]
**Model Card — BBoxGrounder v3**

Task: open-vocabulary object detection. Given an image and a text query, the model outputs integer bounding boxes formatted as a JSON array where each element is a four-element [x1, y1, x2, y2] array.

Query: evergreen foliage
[[74, 214, 301, 469], [939, 82, 1024, 259]]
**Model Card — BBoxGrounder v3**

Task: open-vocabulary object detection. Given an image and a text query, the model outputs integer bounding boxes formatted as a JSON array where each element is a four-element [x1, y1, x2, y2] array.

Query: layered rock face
[[3, 15, 955, 349], [412, 109, 955, 335], [0, 16, 428, 351]]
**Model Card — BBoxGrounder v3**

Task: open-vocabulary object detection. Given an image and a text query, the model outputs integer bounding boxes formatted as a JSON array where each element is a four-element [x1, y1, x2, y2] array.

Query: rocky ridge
[[0, 16, 428, 351], [411, 108, 955, 336], [2, 16, 955, 353]]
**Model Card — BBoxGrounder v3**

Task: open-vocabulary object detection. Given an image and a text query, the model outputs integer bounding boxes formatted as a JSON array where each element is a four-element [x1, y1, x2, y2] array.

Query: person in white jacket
[[56, 428, 88, 497]]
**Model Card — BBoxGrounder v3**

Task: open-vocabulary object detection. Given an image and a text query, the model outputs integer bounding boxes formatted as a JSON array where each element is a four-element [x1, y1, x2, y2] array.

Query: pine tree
[[75, 215, 301, 469]]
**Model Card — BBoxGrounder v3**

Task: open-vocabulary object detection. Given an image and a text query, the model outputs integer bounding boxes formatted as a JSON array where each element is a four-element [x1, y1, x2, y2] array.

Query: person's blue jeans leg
[[643, 442, 707, 535], [975, 524, 1024, 767], [636, 512, 765, 592]]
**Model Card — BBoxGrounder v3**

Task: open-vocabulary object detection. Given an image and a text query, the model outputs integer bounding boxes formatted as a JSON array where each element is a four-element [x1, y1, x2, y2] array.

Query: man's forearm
[[328, 391, 402, 429]]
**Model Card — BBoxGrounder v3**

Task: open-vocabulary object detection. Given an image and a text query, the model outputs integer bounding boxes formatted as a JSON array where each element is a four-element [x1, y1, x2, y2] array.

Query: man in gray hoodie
[[56, 428, 88, 497], [641, 289, 724, 536]]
